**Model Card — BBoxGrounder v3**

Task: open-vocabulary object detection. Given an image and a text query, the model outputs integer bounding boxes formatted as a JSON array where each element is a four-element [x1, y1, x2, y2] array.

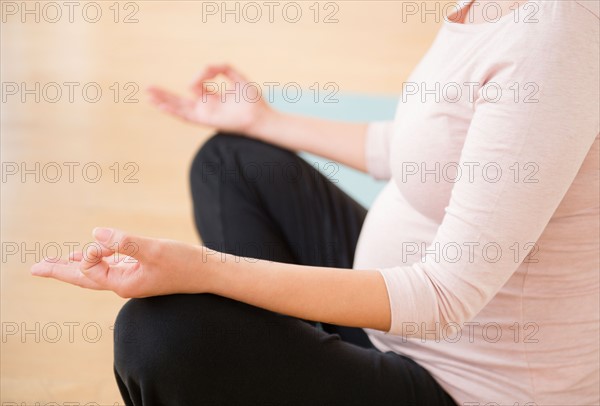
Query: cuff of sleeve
[[365, 121, 394, 180], [377, 265, 440, 337]]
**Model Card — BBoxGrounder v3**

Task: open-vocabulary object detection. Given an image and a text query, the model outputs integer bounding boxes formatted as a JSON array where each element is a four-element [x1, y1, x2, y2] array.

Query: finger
[[80, 242, 113, 271], [220, 65, 249, 84], [79, 255, 111, 285], [190, 64, 248, 96], [69, 251, 83, 261], [42, 257, 69, 264], [92, 227, 158, 262], [157, 100, 195, 122], [190, 64, 231, 88], [148, 86, 176, 100], [147, 87, 183, 107], [113, 254, 137, 265], [31, 259, 104, 290], [70, 250, 118, 264], [147, 88, 195, 121], [78, 229, 146, 288]]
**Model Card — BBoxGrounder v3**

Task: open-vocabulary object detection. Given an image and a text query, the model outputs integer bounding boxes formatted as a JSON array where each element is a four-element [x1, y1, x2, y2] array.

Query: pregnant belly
[[353, 181, 441, 270]]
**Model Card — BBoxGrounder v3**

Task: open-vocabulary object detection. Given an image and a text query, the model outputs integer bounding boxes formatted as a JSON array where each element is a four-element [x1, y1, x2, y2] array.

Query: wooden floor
[[1, 1, 445, 403]]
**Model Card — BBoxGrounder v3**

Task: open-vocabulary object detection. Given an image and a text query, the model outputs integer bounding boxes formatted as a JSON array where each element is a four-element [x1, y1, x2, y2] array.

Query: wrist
[[182, 245, 224, 293], [246, 107, 284, 142], [191, 245, 228, 295]]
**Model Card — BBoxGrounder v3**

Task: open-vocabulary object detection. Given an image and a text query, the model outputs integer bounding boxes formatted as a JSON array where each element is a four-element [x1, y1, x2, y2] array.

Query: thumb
[[93, 227, 156, 261]]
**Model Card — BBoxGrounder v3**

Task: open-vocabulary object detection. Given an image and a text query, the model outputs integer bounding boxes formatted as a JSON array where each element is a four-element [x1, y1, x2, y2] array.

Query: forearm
[[249, 109, 369, 172], [203, 251, 391, 331]]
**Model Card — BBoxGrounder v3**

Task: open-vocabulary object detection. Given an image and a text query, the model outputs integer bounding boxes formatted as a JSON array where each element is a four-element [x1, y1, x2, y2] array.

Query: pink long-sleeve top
[[353, 1, 600, 404]]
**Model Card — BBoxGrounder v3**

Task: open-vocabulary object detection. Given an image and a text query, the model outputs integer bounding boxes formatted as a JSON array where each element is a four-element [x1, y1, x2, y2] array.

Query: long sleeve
[[378, 4, 600, 337], [365, 121, 395, 180]]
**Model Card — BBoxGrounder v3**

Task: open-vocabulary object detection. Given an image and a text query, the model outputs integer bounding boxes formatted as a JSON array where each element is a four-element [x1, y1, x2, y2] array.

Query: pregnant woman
[[32, 1, 599, 404]]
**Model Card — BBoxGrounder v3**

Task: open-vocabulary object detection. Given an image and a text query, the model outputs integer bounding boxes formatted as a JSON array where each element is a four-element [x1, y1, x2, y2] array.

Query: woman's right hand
[[148, 64, 273, 136]]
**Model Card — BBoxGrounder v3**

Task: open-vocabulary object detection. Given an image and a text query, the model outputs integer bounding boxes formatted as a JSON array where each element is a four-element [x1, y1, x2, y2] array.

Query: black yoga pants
[[113, 133, 459, 406]]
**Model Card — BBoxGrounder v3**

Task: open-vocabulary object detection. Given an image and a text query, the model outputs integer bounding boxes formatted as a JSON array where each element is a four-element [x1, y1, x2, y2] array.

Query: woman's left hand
[[31, 228, 212, 298]]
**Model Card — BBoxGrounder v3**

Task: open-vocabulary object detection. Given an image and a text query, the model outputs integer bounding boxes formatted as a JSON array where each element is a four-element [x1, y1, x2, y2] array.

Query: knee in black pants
[[113, 294, 254, 405], [189, 133, 245, 250], [189, 133, 233, 218], [189, 132, 297, 202], [188, 132, 302, 257], [190, 131, 299, 188], [113, 295, 204, 394], [189, 132, 235, 197], [113, 294, 324, 405]]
